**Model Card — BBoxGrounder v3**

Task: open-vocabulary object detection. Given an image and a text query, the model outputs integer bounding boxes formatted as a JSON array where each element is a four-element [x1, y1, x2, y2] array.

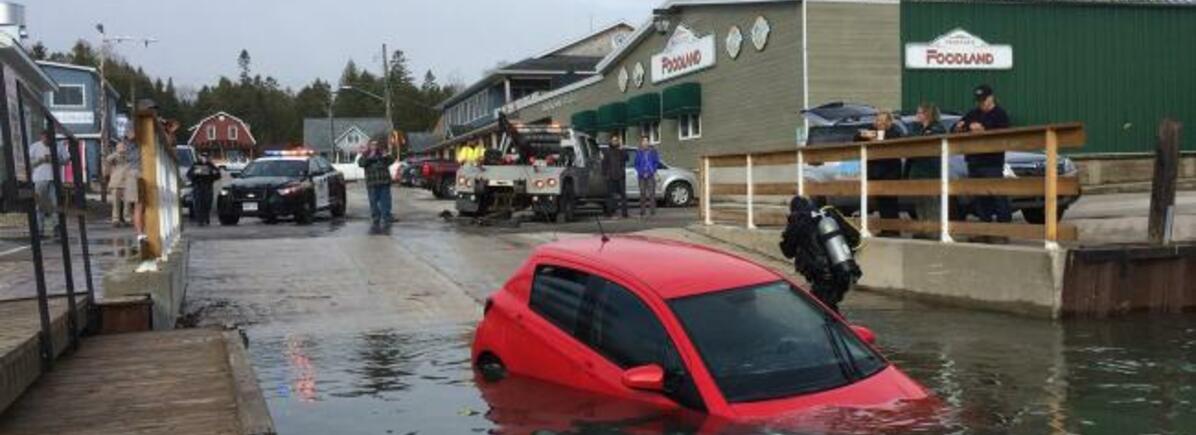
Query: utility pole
[[382, 44, 394, 151], [96, 24, 109, 204], [327, 92, 337, 162]]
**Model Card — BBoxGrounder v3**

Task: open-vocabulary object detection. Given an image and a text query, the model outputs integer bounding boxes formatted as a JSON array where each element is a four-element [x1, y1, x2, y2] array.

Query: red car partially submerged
[[471, 236, 930, 423]]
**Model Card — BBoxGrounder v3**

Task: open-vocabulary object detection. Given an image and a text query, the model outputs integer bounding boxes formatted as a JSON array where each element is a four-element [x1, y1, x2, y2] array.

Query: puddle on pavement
[[243, 309, 1195, 435]]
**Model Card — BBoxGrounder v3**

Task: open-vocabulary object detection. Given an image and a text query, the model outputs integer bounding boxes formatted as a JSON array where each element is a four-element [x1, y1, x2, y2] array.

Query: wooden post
[[797, 148, 805, 197], [137, 109, 161, 259], [702, 157, 711, 225], [940, 137, 953, 243], [859, 144, 870, 237], [1045, 129, 1059, 246], [746, 154, 755, 229], [1149, 119, 1182, 245]]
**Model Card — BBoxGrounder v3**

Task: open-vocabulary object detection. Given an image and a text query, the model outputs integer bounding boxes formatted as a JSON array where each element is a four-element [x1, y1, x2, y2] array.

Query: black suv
[[217, 151, 347, 225]]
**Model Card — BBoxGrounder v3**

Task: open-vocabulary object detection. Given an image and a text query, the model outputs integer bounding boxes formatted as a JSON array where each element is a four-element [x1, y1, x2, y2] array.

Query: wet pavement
[[180, 185, 1195, 434]]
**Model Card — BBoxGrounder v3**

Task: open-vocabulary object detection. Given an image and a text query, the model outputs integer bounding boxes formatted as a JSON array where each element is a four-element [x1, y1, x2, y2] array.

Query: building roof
[[302, 117, 389, 153], [536, 235, 781, 299], [908, 0, 1196, 5], [186, 111, 257, 145], [404, 132, 439, 154], [36, 60, 122, 100], [0, 33, 55, 94], [435, 23, 635, 111]]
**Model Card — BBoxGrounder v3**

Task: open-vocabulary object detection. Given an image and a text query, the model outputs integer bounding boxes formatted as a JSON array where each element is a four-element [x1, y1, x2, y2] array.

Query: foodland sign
[[905, 29, 1012, 70], [652, 25, 716, 84]]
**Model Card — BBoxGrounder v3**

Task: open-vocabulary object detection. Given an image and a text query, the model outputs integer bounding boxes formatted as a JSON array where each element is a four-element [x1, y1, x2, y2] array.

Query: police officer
[[955, 84, 1012, 227], [187, 152, 221, 226]]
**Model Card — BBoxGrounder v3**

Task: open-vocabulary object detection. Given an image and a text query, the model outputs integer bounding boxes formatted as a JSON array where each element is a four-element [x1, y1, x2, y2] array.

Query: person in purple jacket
[[633, 135, 661, 218]]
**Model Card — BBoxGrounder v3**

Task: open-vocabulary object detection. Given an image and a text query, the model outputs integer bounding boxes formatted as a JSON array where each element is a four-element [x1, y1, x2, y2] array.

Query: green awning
[[626, 93, 661, 124], [662, 82, 702, 118], [570, 110, 598, 133], [596, 102, 628, 130]]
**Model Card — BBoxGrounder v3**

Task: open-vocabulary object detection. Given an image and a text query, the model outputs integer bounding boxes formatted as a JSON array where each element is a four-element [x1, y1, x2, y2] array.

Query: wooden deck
[[0, 296, 87, 413], [0, 329, 274, 435]]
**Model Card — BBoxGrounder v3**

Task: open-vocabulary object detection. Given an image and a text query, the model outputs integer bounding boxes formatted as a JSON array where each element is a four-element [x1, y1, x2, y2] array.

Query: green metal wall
[[902, 2, 1196, 154]]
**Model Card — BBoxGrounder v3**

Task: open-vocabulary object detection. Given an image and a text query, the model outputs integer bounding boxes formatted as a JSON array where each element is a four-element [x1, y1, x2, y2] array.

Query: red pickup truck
[[418, 159, 460, 199]]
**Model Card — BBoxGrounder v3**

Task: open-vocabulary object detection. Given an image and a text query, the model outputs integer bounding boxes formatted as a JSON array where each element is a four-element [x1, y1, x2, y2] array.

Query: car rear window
[[669, 281, 887, 403], [529, 266, 588, 336]]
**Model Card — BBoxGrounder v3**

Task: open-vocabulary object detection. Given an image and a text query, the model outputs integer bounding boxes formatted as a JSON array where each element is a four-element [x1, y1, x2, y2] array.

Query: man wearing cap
[[955, 84, 1012, 227]]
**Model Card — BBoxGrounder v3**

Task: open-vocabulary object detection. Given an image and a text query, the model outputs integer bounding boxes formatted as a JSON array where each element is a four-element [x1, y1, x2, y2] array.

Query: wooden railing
[[699, 123, 1085, 247], [135, 106, 183, 260]]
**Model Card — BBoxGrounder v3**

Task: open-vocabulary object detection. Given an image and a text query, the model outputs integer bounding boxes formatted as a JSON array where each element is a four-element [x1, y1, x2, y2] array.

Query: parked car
[[217, 150, 346, 225], [622, 148, 697, 207], [801, 102, 1080, 223], [472, 236, 929, 420]]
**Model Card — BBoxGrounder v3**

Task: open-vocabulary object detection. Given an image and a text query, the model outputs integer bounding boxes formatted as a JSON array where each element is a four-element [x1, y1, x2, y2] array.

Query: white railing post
[[703, 157, 712, 225], [1045, 128, 1060, 250], [746, 154, 756, 229], [859, 144, 870, 237], [797, 148, 805, 197], [940, 137, 954, 243]]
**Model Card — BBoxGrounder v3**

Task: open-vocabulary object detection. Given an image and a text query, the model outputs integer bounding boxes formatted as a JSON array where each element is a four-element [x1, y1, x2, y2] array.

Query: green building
[[902, 0, 1196, 155]]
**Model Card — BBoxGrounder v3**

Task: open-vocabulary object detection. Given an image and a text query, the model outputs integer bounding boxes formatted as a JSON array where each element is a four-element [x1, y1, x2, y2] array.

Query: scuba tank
[[815, 207, 861, 279]]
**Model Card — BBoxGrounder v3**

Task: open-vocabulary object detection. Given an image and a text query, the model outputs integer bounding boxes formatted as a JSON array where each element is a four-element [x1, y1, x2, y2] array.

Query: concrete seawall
[[101, 239, 190, 329], [693, 224, 1068, 318]]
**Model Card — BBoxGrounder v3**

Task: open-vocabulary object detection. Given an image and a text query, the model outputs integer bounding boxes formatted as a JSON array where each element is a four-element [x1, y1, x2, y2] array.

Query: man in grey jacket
[[602, 134, 629, 219]]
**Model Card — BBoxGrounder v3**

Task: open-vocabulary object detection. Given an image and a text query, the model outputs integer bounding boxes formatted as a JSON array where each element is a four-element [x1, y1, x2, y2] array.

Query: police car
[[216, 150, 346, 225]]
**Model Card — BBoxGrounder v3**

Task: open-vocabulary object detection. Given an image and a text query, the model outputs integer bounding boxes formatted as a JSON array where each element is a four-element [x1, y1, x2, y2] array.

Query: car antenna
[[595, 217, 610, 243]]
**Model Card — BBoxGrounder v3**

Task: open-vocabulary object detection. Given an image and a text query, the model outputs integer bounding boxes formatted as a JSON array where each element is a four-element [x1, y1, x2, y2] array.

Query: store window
[[51, 84, 85, 108], [678, 114, 701, 140], [640, 121, 660, 145]]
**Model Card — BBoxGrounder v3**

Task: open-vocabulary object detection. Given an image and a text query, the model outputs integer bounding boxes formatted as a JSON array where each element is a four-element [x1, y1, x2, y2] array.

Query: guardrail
[[134, 105, 182, 261], [699, 123, 1085, 247], [1, 66, 98, 367]]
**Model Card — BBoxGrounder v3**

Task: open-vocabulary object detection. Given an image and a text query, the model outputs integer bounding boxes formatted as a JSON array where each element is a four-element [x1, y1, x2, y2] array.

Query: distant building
[[425, 22, 634, 158], [302, 117, 389, 163], [186, 111, 256, 162], [36, 61, 122, 183]]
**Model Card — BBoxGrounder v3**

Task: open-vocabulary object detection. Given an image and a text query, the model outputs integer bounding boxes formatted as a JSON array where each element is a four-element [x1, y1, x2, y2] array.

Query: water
[[245, 302, 1195, 434]]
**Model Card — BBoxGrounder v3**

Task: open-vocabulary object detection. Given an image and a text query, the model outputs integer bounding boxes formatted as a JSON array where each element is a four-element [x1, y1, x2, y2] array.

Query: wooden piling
[[1148, 119, 1182, 245]]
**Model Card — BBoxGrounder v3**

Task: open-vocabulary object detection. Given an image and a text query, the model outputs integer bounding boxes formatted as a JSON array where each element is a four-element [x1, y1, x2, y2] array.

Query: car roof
[[254, 156, 310, 162], [534, 236, 781, 300]]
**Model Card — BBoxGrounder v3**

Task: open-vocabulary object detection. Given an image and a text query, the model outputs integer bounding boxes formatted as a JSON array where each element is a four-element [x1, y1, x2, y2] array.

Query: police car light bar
[[264, 149, 315, 157]]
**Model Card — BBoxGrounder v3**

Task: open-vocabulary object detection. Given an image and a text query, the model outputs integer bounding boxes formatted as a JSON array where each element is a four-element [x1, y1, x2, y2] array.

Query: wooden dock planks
[[0, 328, 274, 435]]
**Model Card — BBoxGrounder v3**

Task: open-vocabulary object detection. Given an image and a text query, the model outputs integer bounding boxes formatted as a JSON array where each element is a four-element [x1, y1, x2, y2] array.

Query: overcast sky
[[27, 0, 653, 93]]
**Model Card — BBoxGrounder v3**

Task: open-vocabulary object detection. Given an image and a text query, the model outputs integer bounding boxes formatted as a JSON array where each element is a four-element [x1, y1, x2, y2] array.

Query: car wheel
[[557, 184, 575, 223], [331, 192, 347, 218], [296, 197, 315, 225], [475, 352, 506, 382], [441, 178, 456, 199], [219, 213, 239, 226], [665, 181, 694, 207]]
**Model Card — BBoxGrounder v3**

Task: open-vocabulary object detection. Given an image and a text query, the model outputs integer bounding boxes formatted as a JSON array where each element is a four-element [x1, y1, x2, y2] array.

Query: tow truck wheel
[[557, 184, 576, 223], [219, 213, 240, 226]]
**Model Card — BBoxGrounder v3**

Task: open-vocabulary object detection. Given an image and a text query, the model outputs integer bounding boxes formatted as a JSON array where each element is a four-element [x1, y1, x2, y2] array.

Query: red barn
[[186, 111, 257, 162]]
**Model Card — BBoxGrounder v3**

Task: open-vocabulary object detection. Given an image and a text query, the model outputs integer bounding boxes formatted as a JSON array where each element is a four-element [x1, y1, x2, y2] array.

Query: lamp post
[[95, 23, 157, 201]]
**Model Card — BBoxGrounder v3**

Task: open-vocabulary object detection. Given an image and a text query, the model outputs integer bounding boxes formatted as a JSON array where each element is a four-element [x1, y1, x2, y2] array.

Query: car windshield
[[668, 281, 887, 403], [241, 160, 307, 178], [176, 149, 195, 167]]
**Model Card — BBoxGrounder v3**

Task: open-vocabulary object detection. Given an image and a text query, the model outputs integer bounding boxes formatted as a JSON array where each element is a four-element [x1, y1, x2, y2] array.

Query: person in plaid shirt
[[358, 135, 396, 229]]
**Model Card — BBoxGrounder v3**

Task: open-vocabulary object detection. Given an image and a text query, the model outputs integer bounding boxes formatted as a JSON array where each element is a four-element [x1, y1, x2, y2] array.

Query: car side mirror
[[621, 364, 665, 392], [850, 325, 876, 345]]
